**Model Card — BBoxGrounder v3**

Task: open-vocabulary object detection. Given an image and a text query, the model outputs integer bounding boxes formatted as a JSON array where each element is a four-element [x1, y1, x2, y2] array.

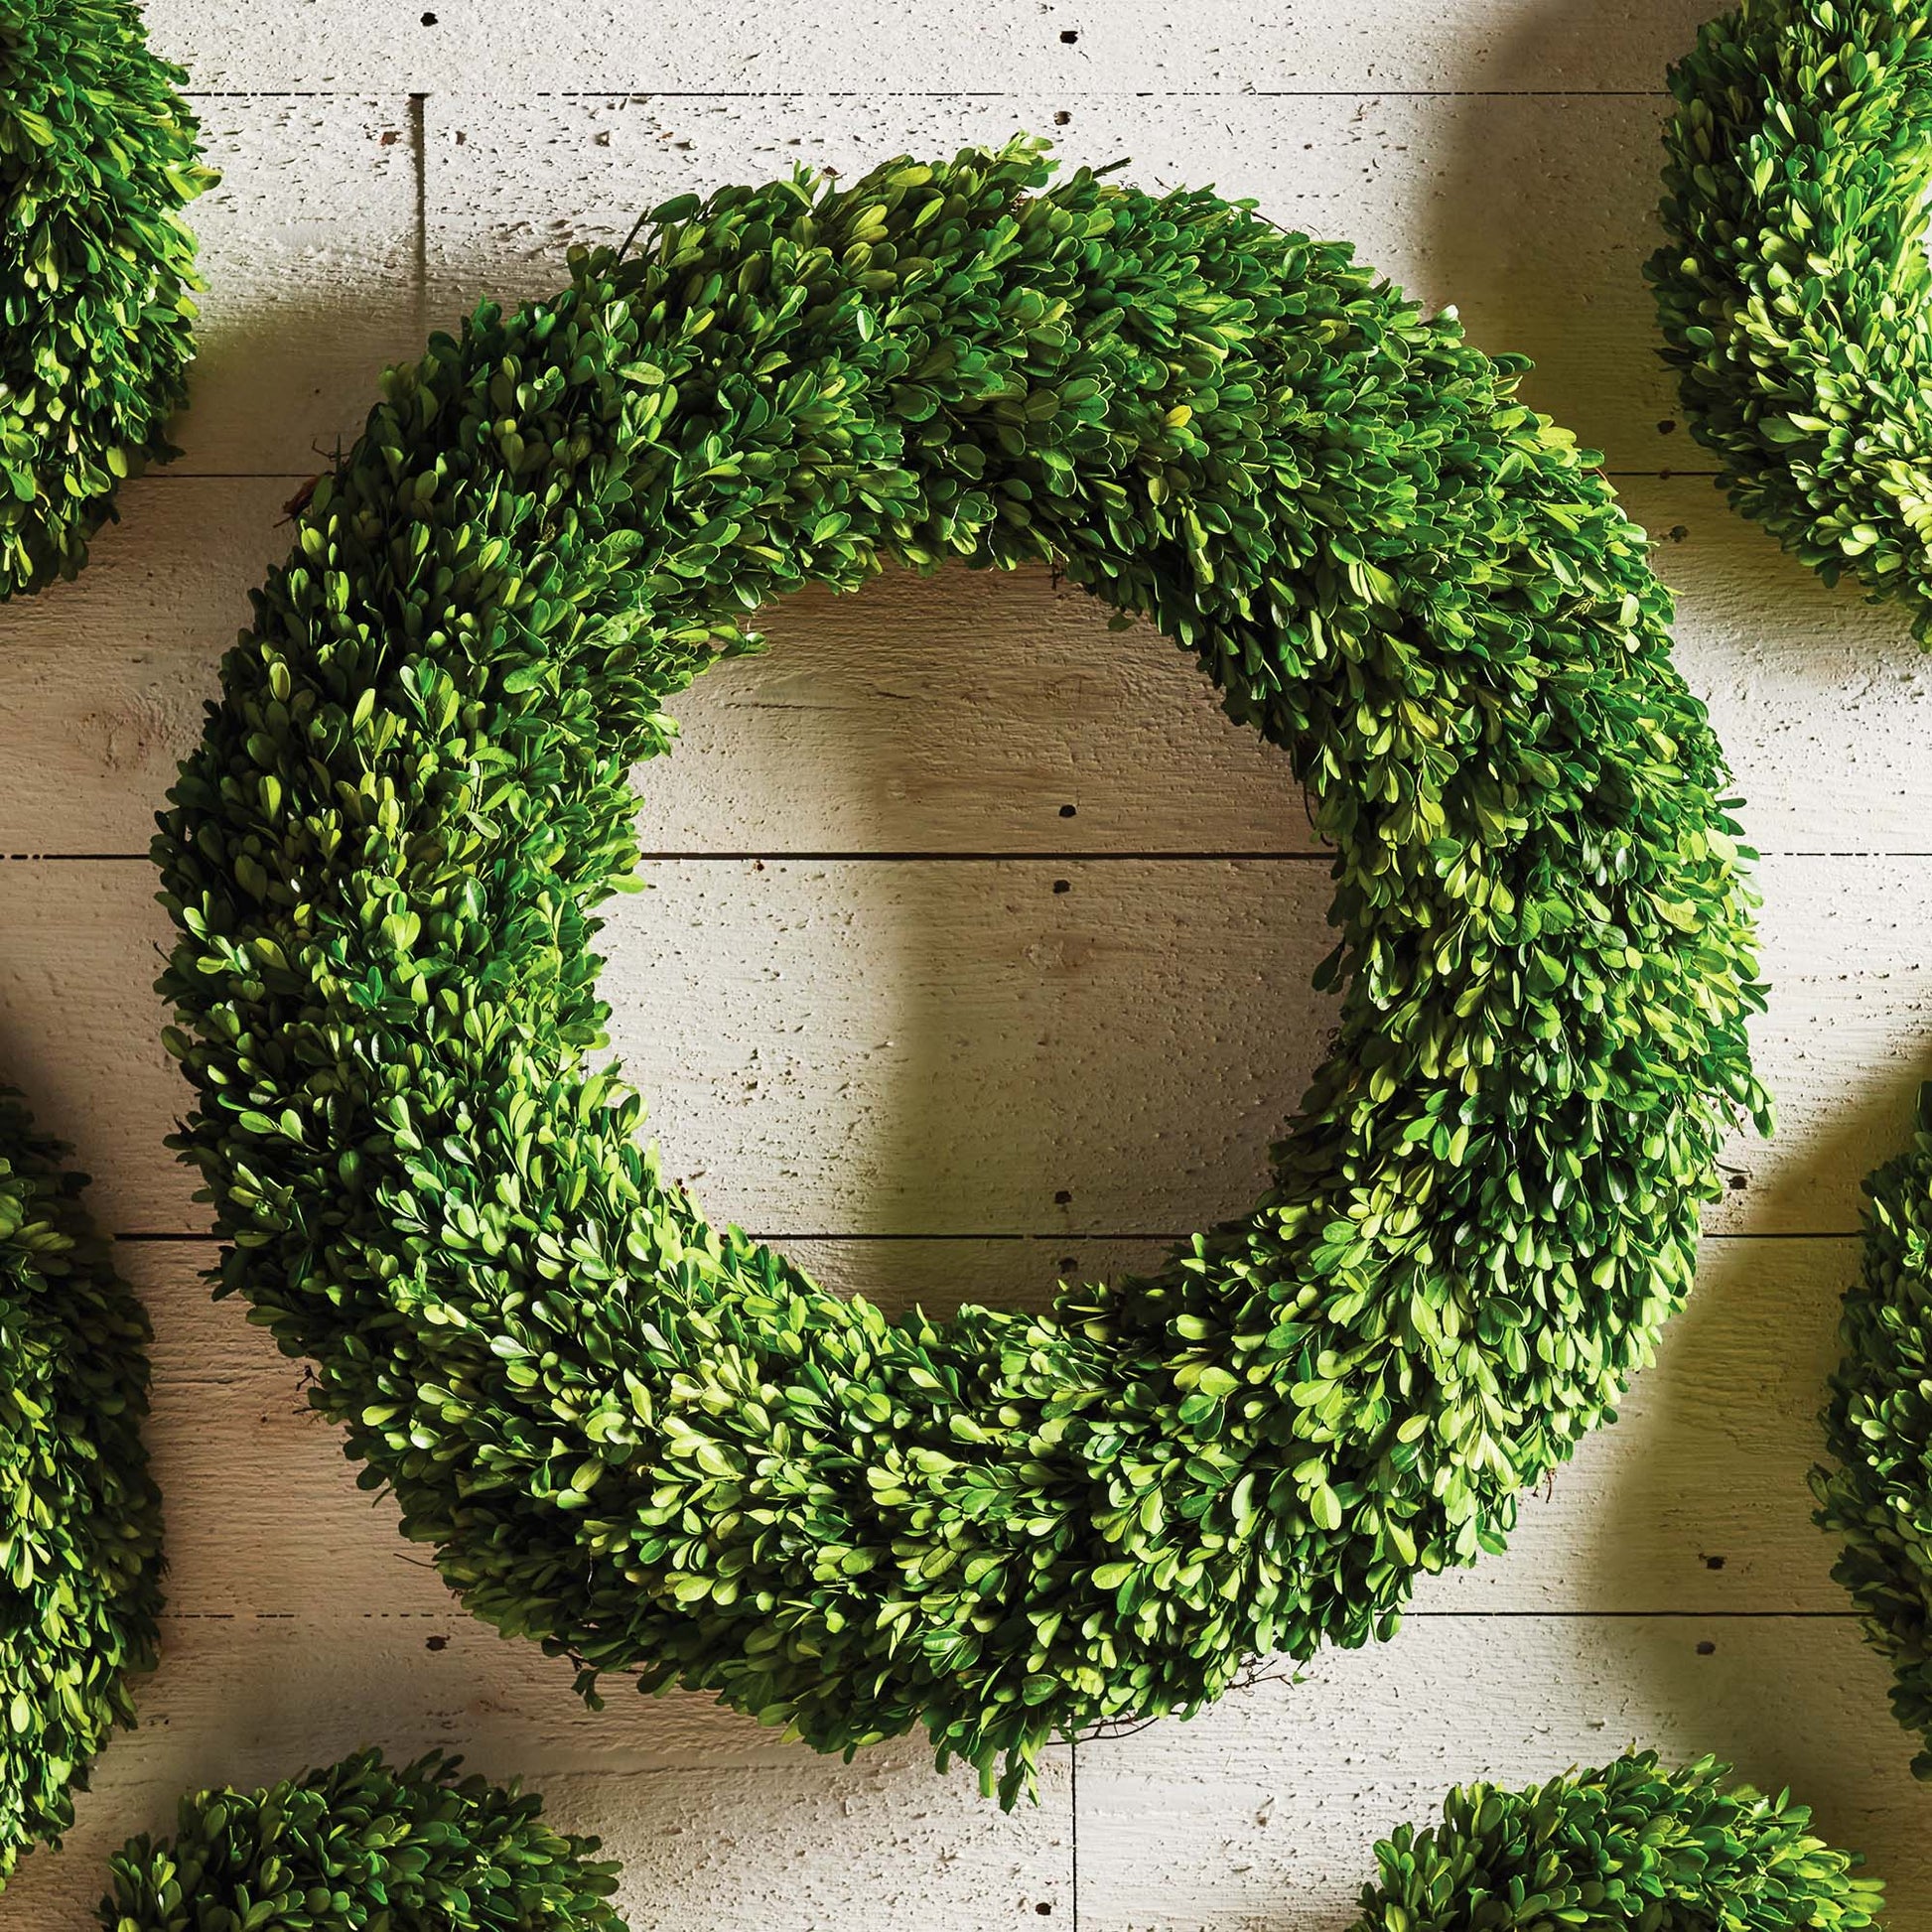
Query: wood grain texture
[[174, 97, 423, 476], [0, 1604, 1071, 1932], [4, 11, 1929, 1924], [143, 0, 1716, 94]]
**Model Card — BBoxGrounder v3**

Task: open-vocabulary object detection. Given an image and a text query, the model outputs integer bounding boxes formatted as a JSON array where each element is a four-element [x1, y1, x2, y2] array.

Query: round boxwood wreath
[[100, 1749, 624, 1929], [153, 140, 1769, 1804], [1651, 0, 1932, 632], [0, 1092, 163, 1886], [1, 0, 213, 598], [94, 1745, 1880, 1929]]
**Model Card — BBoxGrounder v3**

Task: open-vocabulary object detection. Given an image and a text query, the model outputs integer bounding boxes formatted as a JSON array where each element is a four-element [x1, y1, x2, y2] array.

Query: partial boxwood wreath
[[1814, 1085, 1932, 1776], [1651, 0, 1932, 632], [1352, 1750, 1881, 1931], [100, 1749, 624, 1929], [0, 0, 212, 597], [153, 140, 1768, 1803], [0, 1092, 163, 1887]]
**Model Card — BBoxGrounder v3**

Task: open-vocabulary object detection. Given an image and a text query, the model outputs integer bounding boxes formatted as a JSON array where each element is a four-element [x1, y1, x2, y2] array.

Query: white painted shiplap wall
[[2, 2, 1930, 1924]]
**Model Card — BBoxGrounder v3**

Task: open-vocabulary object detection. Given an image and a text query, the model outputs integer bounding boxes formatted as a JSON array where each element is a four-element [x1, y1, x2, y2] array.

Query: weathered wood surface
[[2, 11, 1927, 1925], [143, 0, 1719, 93]]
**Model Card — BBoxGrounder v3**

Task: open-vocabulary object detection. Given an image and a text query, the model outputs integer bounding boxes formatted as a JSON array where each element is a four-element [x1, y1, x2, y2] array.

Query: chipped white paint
[[2, 5, 1929, 1925]]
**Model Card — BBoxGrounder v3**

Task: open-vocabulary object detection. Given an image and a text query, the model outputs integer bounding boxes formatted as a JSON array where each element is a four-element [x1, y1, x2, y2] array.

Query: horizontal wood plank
[[61, 88, 1731, 481], [143, 0, 1715, 95], [0, 854, 1914, 1239], [0, 479, 1918, 861]]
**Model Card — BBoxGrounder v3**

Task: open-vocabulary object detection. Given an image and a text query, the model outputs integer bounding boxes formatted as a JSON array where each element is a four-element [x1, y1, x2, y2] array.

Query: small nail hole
[[1058, 803, 1076, 817], [1053, 110, 1072, 126], [1696, 1640, 1717, 1655], [1052, 879, 1070, 895], [1054, 1189, 1072, 1205], [1059, 29, 1078, 42]]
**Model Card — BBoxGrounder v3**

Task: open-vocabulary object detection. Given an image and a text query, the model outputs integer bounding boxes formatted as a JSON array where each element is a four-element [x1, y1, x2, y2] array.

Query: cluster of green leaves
[[1652, 0, 1932, 632], [1351, 1750, 1881, 1931], [100, 1749, 625, 1930], [1814, 1085, 1932, 1776], [0, 1092, 162, 1887], [151, 138, 1767, 1805], [0, 0, 212, 597]]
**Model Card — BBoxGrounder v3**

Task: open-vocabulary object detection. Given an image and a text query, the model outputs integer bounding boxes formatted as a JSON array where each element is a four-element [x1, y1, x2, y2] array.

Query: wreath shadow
[[1415, 0, 1704, 479], [637, 565, 1333, 1292]]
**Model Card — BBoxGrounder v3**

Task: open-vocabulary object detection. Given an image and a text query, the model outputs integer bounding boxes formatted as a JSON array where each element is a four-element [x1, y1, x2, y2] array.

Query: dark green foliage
[[151, 140, 1767, 1805], [0, 0, 212, 597], [1814, 1084, 1932, 1775], [1652, 0, 1932, 632], [1351, 1751, 1881, 1931], [0, 1093, 163, 1886], [100, 1749, 626, 1930]]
